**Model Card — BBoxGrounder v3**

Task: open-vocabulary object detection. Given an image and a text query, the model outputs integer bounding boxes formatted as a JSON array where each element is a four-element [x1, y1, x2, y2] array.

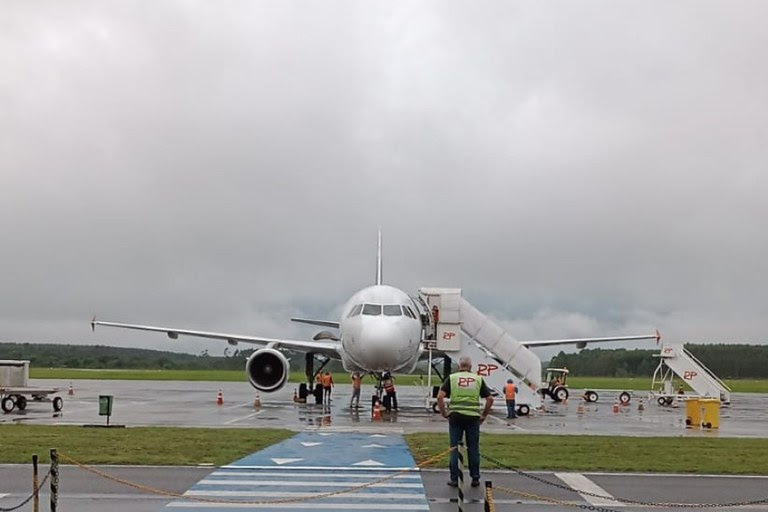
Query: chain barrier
[[0, 469, 51, 512], [58, 446, 453, 506], [480, 452, 768, 509]]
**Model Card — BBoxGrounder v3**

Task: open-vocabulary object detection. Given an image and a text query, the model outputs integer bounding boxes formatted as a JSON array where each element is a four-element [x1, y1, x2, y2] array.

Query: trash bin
[[685, 398, 701, 427], [700, 398, 720, 429]]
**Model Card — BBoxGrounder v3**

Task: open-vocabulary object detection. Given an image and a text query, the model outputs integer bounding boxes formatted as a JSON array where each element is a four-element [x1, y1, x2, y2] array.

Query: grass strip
[[28, 369, 768, 393], [0, 425, 292, 465], [406, 433, 768, 475]]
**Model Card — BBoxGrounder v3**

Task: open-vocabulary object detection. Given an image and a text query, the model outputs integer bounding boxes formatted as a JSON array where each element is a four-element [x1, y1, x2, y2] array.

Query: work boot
[[446, 480, 458, 487]]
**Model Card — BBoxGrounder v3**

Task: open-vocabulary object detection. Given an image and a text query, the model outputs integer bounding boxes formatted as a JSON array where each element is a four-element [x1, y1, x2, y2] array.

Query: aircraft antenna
[[376, 229, 383, 285]]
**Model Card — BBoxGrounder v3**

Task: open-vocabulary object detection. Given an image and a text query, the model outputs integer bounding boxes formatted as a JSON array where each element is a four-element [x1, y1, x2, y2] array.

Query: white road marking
[[198, 480, 423, 488], [187, 489, 422, 497], [300, 441, 322, 447], [223, 402, 254, 411], [0, 493, 8, 499], [271, 458, 303, 465], [210, 470, 421, 479], [361, 443, 386, 448], [224, 410, 263, 425], [168, 503, 429, 509], [555, 472, 623, 507], [353, 459, 384, 466], [222, 465, 418, 471], [369, 434, 388, 437]]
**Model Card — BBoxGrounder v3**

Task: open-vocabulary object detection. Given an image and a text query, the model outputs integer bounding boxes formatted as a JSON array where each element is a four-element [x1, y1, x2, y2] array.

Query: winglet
[[91, 316, 97, 332], [375, 228, 383, 286], [655, 329, 662, 344]]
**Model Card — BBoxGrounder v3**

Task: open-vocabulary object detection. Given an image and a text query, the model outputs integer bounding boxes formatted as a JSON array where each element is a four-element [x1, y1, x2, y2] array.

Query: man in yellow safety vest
[[437, 356, 494, 488]]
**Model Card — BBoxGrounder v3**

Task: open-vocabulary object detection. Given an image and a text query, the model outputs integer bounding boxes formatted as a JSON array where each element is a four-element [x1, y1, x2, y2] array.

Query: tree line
[[2, 342, 767, 378], [548, 344, 768, 379]]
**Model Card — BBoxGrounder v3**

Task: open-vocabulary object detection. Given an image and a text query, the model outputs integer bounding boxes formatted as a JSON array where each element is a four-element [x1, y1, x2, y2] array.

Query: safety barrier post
[[32, 454, 39, 512], [49, 449, 58, 512], [484, 480, 494, 512], [456, 443, 464, 512]]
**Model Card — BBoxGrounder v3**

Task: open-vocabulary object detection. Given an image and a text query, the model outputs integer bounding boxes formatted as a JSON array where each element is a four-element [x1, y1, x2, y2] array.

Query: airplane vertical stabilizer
[[376, 229, 383, 285]]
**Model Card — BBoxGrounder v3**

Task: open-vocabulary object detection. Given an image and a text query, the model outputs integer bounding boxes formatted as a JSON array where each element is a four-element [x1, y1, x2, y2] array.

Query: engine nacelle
[[245, 348, 289, 392]]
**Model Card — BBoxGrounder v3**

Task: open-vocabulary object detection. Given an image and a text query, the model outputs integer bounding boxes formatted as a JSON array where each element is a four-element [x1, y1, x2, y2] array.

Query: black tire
[[619, 392, 631, 405], [585, 391, 599, 403], [657, 396, 667, 406], [16, 396, 27, 411], [1, 396, 14, 413], [665, 397, 674, 406], [517, 404, 530, 416], [53, 396, 63, 412], [554, 386, 569, 402], [431, 402, 439, 414]]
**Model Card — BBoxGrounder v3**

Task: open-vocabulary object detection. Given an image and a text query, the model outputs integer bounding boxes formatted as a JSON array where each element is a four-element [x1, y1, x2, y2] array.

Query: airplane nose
[[361, 323, 409, 371]]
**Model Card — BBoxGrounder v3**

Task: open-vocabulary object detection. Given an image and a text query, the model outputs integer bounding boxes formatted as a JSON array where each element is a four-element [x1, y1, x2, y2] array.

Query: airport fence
[[0, 454, 50, 512]]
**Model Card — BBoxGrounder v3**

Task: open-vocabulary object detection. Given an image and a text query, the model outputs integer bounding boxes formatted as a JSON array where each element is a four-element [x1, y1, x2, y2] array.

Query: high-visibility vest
[[383, 379, 395, 394], [352, 375, 362, 389], [448, 371, 483, 417], [322, 374, 332, 387], [505, 383, 517, 400]]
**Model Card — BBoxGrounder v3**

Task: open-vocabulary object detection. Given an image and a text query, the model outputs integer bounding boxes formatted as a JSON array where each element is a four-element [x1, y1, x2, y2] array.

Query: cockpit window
[[383, 304, 402, 316], [402, 305, 415, 318], [348, 304, 363, 318], [362, 304, 382, 316]]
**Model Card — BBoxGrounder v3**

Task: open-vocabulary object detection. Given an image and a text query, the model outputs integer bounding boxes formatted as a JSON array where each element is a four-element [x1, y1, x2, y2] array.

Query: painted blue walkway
[[162, 431, 430, 511]]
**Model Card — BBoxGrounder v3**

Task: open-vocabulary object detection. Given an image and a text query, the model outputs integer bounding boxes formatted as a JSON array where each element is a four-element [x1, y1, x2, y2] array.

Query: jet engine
[[245, 348, 289, 392]]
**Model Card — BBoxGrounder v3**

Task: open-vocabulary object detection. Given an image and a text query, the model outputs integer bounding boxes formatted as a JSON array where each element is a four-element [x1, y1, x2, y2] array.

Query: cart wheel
[[53, 396, 64, 412], [657, 396, 667, 406], [619, 392, 631, 405], [431, 402, 439, 414], [517, 404, 530, 416], [16, 395, 27, 411], [665, 397, 674, 406], [585, 391, 599, 403], [1, 396, 14, 413]]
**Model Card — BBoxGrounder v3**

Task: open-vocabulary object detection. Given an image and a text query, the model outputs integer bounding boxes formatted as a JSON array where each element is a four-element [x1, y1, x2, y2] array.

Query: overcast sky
[[1, 1, 767, 360]]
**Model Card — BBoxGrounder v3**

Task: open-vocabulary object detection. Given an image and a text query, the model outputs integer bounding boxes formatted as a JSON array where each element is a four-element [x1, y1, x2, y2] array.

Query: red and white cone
[[216, 389, 223, 405], [67, 382, 74, 396]]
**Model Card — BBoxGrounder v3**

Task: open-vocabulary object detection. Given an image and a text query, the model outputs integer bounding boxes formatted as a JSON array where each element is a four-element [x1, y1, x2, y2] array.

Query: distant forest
[[1, 342, 767, 378]]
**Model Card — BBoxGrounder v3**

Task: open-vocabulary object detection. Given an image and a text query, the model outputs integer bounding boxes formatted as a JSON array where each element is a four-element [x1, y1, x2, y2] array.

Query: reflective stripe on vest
[[449, 371, 482, 417], [505, 383, 516, 400]]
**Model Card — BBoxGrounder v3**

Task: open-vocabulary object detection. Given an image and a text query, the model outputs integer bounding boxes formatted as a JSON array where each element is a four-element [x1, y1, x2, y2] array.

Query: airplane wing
[[91, 319, 342, 359], [520, 330, 661, 349], [290, 317, 341, 329]]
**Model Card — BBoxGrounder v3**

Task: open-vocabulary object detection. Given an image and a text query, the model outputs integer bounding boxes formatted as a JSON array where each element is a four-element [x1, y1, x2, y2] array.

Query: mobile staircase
[[650, 343, 731, 406], [418, 288, 543, 415]]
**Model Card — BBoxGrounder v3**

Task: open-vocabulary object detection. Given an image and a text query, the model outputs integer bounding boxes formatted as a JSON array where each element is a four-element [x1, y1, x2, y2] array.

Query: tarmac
[[3, 379, 768, 511], [3, 379, 767, 438]]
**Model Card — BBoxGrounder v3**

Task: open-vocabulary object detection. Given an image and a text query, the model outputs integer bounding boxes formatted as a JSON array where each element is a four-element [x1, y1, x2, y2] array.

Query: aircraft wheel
[[619, 392, 631, 405], [1, 396, 14, 413], [53, 397, 64, 412], [431, 403, 439, 414], [517, 404, 530, 416], [657, 396, 667, 406], [16, 396, 27, 411], [554, 386, 569, 402], [585, 391, 599, 403]]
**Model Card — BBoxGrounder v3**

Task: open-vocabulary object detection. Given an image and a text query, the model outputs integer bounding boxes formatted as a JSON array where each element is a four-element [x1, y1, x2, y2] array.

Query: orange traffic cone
[[638, 399, 645, 412], [216, 389, 223, 405], [67, 382, 74, 396], [577, 399, 585, 415], [253, 392, 262, 408], [612, 398, 619, 414], [372, 400, 382, 420], [293, 389, 298, 402]]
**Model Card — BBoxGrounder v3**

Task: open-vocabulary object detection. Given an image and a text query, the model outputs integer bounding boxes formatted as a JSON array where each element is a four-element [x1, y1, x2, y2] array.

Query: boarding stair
[[651, 343, 731, 404], [418, 288, 543, 413]]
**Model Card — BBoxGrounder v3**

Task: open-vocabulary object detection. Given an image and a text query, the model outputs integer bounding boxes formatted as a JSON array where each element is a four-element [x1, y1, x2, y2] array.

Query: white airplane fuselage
[[338, 284, 423, 373]]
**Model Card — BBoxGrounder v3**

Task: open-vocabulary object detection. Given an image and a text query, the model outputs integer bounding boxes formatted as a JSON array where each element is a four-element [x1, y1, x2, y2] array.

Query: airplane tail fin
[[376, 229, 382, 285]]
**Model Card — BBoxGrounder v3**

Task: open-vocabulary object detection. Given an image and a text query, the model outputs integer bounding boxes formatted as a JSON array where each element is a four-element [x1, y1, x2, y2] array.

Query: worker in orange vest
[[504, 378, 518, 419], [322, 372, 334, 404], [381, 372, 398, 411], [350, 371, 362, 408]]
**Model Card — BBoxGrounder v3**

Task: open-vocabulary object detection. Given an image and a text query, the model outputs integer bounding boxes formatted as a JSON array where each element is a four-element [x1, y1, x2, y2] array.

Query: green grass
[[29, 369, 768, 393], [2, 425, 767, 474], [0, 425, 292, 465], [406, 433, 768, 475]]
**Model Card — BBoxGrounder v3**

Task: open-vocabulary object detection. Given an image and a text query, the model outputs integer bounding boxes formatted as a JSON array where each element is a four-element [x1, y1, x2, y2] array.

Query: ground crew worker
[[322, 371, 334, 404], [677, 384, 685, 395], [350, 371, 362, 408], [504, 378, 517, 419], [437, 356, 494, 488], [382, 372, 398, 411]]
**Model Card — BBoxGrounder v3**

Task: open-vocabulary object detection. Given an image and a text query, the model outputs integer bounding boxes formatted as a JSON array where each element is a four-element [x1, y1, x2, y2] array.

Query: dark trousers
[[506, 399, 517, 418], [448, 414, 481, 482]]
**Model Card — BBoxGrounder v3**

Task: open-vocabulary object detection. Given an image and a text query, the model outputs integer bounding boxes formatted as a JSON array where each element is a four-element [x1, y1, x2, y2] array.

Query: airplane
[[91, 232, 660, 398]]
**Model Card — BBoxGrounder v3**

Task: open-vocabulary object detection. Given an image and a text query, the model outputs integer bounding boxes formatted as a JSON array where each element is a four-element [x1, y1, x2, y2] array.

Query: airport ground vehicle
[[1, 387, 63, 413], [540, 368, 632, 405]]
